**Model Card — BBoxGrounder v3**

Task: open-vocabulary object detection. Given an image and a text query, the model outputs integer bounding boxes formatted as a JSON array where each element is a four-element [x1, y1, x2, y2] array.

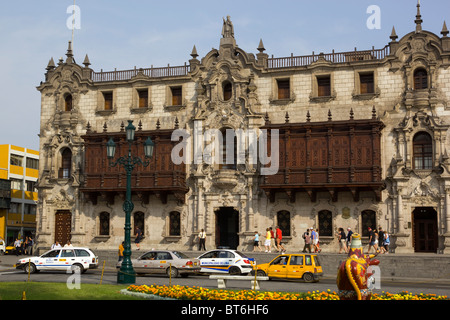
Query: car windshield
[[172, 251, 189, 259], [313, 255, 321, 266], [41, 250, 60, 258]]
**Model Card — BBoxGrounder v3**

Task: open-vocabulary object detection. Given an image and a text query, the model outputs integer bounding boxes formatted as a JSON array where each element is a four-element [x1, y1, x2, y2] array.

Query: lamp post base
[[117, 269, 136, 284]]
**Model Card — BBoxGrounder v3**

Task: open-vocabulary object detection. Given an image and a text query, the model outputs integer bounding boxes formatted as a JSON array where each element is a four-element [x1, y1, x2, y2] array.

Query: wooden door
[[413, 207, 438, 252], [55, 211, 71, 246]]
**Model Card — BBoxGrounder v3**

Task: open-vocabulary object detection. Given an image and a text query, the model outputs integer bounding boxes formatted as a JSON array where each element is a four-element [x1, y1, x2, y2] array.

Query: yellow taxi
[[252, 253, 323, 282]]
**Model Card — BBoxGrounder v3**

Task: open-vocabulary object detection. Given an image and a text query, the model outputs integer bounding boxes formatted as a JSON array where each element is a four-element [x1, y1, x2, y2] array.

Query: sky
[[0, 0, 449, 151]]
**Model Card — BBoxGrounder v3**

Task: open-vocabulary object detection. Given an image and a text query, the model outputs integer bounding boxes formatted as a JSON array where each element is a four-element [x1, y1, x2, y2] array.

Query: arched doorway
[[412, 207, 438, 252], [215, 207, 239, 249]]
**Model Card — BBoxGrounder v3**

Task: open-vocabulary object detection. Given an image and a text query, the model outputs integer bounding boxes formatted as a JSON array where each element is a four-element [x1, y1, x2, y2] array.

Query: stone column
[[443, 189, 450, 254]]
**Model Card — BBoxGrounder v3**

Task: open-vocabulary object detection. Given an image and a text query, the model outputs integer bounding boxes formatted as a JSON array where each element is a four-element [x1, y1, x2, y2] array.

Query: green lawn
[[0, 282, 143, 300]]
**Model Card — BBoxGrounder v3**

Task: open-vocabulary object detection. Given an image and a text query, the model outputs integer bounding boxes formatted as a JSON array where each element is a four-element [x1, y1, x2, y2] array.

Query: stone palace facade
[[36, 4, 450, 253]]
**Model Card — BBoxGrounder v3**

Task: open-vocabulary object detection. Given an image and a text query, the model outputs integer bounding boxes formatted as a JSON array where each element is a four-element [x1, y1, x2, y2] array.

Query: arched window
[[414, 68, 428, 90], [169, 211, 181, 236], [361, 210, 376, 237], [277, 210, 291, 236], [59, 148, 72, 179], [413, 132, 433, 170], [99, 212, 110, 236], [318, 210, 333, 236], [223, 81, 232, 101], [64, 94, 73, 112]]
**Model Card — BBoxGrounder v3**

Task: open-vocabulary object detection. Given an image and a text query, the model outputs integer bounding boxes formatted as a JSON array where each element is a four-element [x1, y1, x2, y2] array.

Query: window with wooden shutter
[[171, 86, 182, 106], [223, 82, 232, 101], [65, 94, 73, 112], [138, 89, 148, 108], [413, 132, 433, 170], [360, 73, 374, 94], [317, 76, 331, 97], [414, 68, 428, 90], [103, 92, 113, 110], [277, 79, 290, 99]]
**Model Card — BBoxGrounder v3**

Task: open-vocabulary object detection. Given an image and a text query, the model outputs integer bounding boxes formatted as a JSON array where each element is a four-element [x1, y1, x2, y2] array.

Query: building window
[[359, 72, 374, 94], [169, 211, 181, 236], [64, 94, 73, 112], [414, 68, 428, 90], [361, 210, 376, 237], [26, 158, 39, 170], [99, 212, 110, 236], [59, 148, 72, 179], [171, 86, 182, 106], [26, 180, 37, 192], [220, 128, 237, 170], [413, 132, 433, 170], [277, 79, 290, 100], [24, 204, 36, 215], [9, 202, 21, 213], [10, 155, 23, 167], [138, 89, 148, 108], [223, 81, 232, 101], [103, 92, 113, 110], [11, 179, 23, 190], [318, 210, 333, 236], [317, 75, 331, 97], [134, 211, 145, 236], [277, 210, 291, 237]]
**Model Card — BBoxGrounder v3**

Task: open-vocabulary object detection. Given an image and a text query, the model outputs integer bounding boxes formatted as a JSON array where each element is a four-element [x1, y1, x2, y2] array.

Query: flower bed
[[126, 284, 449, 301]]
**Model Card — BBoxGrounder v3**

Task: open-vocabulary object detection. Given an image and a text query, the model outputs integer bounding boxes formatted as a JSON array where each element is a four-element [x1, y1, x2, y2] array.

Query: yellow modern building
[[0, 145, 39, 245]]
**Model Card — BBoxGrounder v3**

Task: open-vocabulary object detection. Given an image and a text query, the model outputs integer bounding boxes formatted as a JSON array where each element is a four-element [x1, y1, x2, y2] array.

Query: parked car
[[15, 247, 98, 274], [197, 249, 255, 275], [117, 250, 201, 278], [252, 253, 323, 282], [0, 239, 5, 255]]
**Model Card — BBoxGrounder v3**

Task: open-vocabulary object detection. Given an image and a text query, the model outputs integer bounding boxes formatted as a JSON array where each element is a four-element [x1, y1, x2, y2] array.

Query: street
[[1, 266, 450, 298]]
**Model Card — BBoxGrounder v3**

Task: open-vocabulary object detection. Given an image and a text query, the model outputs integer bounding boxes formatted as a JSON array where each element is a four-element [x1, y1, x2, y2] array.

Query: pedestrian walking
[[269, 227, 276, 251], [302, 229, 311, 253], [367, 227, 376, 254], [338, 227, 348, 253], [198, 229, 207, 251], [378, 227, 386, 253], [118, 241, 124, 261], [135, 227, 142, 250], [264, 228, 272, 252], [253, 231, 262, 252], [51, 241, 62, 250], [14, 238, 21, 256], [346, 227, 353, 248], [315, 228, 322, 253], [383, 230, 390, 253], [275, 226, 286, 253]]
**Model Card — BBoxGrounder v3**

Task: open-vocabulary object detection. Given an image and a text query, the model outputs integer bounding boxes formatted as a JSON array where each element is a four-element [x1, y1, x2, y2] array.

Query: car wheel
[[71, 263, 84, 274], [303, 272, 315, 283], [24, 263, 36, 274], [167, 267, 179, 278], [229, 266, 241, 275]]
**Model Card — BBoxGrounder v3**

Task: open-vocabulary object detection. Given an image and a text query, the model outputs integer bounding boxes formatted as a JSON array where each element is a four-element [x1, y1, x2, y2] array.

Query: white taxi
[[15, 247, 98, 274], [197, 249, 255, 275]]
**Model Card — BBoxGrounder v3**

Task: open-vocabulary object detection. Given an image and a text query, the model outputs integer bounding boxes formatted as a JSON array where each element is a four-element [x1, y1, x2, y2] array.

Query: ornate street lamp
[[107, 120, 154, 284]]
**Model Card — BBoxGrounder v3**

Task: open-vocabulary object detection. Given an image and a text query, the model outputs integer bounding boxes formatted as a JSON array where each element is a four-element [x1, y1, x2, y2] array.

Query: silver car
[[117, 250, 201, 278]]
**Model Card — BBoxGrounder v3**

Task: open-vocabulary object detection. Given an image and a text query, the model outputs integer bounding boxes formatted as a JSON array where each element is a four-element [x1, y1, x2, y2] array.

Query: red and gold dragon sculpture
[[336, 233, 380, 300]]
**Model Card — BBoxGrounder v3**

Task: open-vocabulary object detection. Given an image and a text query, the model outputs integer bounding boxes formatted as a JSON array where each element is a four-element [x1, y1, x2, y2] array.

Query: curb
[[120, 289, 178, 300]]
